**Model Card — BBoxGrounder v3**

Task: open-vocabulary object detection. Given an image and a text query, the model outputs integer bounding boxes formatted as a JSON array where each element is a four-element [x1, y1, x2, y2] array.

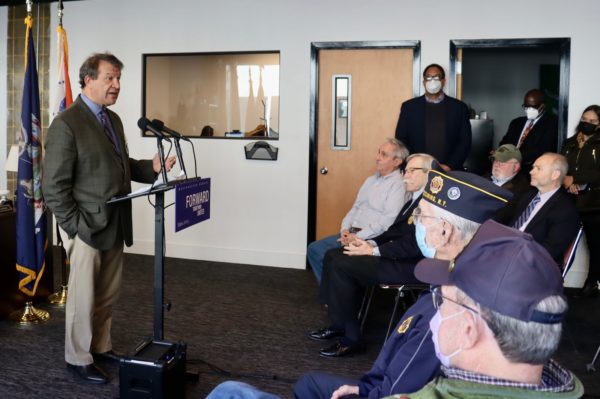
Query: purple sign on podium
[[175, 178, 211, 232]]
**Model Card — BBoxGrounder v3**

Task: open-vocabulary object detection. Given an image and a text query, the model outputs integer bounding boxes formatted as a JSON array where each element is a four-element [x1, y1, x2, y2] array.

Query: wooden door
[[316, 48, 414, 239]]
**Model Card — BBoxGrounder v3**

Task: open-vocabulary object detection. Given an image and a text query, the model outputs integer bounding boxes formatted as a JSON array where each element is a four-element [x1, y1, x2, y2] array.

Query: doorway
[[308, 41, 421, 244], [449, 38, 570, 160]]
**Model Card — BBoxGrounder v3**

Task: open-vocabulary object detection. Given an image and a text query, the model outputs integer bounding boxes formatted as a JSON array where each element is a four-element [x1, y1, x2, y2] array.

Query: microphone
[[151, 119, 191, 142], [151, 119, 188, 177], [137, 117, 171, 142]]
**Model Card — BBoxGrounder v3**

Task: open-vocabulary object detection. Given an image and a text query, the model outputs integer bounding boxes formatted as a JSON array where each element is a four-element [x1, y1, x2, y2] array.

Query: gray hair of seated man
[[542, 152, 568, 182], [385, 138, 410, 163], [457, 289, 567, 365], [406, 153, 436, 171], [430, 204, 481, 244]]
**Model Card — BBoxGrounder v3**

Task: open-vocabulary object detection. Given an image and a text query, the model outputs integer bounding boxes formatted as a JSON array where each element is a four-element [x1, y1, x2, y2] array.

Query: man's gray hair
[[544, 152, 568, 181], [385, 138, 409, 162], [430, 205, 480, 244], [458, 290, 567, 365], [406, 153, 436, 171]]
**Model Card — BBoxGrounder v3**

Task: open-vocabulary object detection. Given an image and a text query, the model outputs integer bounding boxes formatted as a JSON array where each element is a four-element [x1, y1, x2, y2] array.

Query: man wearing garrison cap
[[206, 171, 513, 398], [387, 220, 583, 398]]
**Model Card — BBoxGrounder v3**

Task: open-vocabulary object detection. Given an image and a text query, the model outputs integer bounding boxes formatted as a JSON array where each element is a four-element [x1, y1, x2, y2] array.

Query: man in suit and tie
[[395, 64, 471, 171], [43, 52, 176, 384], [501, 153, 580, 264], [499, 89, 558, 175]]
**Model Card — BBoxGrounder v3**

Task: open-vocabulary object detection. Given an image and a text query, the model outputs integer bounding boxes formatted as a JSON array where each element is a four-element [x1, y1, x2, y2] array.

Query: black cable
[[184, 139, 198, 178], [186, 358, 296, 384]]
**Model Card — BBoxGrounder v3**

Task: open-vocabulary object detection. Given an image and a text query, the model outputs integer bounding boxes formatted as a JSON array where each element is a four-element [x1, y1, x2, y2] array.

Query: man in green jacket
[[43, 52, 175, 384], [386, 220, 583, 399]]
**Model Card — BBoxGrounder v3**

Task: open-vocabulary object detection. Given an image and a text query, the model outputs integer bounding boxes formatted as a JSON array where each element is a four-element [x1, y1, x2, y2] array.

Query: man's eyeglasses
[[430, 286, 480, 315], [424, 75, 442, 82], [412, 207, 441, 225], [521, 104, 541, 110]]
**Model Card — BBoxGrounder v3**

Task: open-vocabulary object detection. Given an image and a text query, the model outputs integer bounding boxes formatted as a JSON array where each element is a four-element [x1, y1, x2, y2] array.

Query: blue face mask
[[415, 221, 440, 258]]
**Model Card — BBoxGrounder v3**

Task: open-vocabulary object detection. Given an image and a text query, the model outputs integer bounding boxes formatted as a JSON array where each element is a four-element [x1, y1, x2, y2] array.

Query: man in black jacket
[[395, 64, 471, 171], [499, 153, 580, 265], [499, 89, 558, 175]]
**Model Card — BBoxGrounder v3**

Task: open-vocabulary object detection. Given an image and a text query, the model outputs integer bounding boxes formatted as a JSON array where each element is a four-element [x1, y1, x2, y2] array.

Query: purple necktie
[[99, 108, 121, 155], [513, 193, 541, 229]]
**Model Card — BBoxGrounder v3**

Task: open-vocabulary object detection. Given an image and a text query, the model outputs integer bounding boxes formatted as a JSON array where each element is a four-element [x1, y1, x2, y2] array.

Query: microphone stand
[[156, 137, 168, 186], [171, 136, 187, 179]]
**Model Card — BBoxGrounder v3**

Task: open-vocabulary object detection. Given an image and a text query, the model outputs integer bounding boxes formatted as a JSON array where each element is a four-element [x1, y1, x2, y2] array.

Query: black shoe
[[92, 349, 124, 362], [66, 363, 109, 384], [319, 340, 365, 358], [309, 327, 344, 341]]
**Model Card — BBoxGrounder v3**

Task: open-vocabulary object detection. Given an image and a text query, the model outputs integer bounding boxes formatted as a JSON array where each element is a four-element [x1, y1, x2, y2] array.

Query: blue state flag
[[16, 16, 47, 296]]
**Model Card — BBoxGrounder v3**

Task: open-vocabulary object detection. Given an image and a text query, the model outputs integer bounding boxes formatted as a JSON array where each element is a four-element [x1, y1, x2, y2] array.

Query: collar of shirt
[[377, 169, 402, 181], [491, 173, 516, 186], [412, 187, 425, 201], [441, 359, 574, 393], [538, 186, 559, 204], [80, 94, 105, 125], [425, 92, 445, 104]]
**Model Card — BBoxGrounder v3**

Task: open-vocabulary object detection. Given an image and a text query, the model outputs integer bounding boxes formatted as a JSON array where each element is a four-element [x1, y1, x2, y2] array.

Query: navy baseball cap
[[415, 220, 565, 324], [422, 170, 512, 223]]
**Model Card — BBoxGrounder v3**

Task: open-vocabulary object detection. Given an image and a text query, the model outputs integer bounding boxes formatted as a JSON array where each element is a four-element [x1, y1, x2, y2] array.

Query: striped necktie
[[99, 108, 121, 155], [517, 120, 534, 148], [513, 193, 541, 229]]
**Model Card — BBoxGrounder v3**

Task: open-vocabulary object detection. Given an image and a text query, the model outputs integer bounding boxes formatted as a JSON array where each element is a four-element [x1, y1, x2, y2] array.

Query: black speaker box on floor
[[119, 339, 187, 399]]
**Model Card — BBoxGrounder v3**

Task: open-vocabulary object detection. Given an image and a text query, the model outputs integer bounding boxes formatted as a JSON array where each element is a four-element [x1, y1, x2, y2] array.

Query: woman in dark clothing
[[562, 105, 600, 297]]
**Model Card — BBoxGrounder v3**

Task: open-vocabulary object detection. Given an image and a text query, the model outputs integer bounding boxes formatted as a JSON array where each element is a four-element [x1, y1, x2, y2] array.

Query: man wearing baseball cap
[[486, 144, 529, 199], [393, 220, 583, 398]]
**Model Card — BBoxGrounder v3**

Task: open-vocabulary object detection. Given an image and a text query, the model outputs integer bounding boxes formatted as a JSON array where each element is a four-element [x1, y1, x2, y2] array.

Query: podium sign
[[175, 178, 211, 232]]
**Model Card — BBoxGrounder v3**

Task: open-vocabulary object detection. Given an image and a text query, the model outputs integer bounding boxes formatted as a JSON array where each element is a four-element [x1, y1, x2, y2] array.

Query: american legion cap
[[415, 220, 565, 324], [422, 170, 512, 223]]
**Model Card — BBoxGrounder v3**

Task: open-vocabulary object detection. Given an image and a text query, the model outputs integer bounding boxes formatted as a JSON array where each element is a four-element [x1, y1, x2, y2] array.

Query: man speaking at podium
[[43, 52, 175, 384]]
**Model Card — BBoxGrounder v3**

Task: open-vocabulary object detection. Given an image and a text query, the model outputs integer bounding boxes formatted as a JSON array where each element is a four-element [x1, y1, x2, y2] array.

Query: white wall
[[0, 6, 7, 190], [2, 0, 599, 269]]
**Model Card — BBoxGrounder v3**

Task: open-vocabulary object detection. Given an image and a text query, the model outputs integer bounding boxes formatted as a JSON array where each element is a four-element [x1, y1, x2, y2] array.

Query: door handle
[[320, 167, 328, 175]]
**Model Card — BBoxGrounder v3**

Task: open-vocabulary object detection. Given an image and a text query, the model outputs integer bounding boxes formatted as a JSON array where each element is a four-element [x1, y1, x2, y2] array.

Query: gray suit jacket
[[43, 96, 156, 250]]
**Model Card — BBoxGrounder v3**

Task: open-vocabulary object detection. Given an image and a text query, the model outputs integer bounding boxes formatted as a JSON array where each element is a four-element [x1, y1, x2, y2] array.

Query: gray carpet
[[0, 253, 598, 398]]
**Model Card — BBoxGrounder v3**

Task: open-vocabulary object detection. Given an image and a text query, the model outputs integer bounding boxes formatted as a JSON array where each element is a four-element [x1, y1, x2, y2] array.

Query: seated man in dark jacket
[[311, 166, 512, 359], [495, 152, 580, 266]]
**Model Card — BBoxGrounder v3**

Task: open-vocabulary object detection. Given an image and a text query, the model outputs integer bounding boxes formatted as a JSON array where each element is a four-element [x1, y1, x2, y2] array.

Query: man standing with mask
[[395, 64, 471, 171], [499, 89, 558, 175]]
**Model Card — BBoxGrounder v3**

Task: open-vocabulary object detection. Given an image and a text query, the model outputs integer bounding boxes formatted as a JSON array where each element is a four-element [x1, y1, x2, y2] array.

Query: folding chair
[[562, 225, 584, 279], [379, 283, 428, 340]]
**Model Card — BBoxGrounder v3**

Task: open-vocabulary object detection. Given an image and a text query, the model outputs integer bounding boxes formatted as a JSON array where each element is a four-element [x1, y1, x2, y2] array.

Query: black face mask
[[578, 121, 599, 135]]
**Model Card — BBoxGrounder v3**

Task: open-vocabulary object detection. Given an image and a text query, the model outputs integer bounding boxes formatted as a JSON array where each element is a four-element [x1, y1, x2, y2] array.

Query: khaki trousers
[[64, 235, 124, 365]]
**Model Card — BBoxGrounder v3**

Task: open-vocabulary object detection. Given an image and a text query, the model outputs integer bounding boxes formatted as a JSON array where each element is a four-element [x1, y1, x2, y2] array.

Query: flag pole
[[48, 0, 69, 307], [9, 0, 50, 324]]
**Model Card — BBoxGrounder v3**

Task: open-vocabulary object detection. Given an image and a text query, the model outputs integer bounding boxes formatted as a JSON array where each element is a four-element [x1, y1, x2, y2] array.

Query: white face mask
[[525, 107, 539, 120], [425, 80, 443, 95]]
